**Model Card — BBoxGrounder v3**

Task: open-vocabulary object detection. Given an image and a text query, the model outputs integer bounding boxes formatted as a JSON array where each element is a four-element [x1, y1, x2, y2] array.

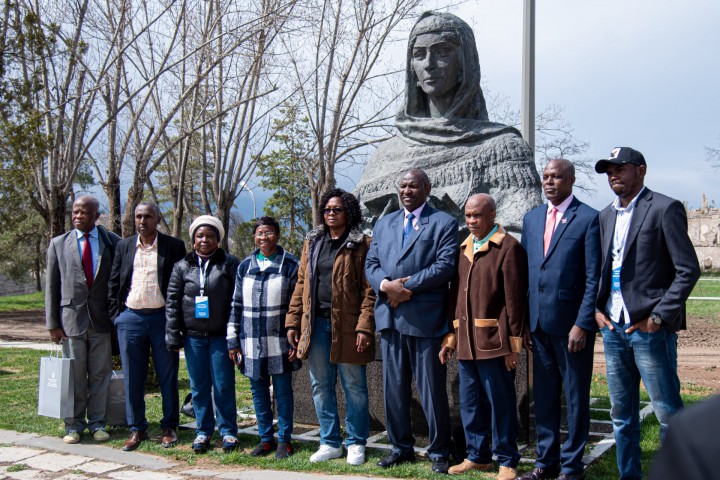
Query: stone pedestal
[[291, 346, 530, 448]]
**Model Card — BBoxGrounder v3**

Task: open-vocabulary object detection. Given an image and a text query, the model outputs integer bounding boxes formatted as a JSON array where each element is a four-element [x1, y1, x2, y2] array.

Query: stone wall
[[687, 201, 720, 271]]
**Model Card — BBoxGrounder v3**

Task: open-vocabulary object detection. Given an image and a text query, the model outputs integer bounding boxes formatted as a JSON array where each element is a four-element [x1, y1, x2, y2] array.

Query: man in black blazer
[[46, 195, 120, 444], [109, 202, 186, 451], [520, 159, 600, 480], [594, 147, 700, 480]]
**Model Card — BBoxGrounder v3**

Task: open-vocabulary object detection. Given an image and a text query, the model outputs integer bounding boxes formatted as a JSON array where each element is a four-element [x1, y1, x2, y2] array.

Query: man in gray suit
[[46, 195, 121, 444], [594, 147, 700, 480], [365, 169, 459, 474]]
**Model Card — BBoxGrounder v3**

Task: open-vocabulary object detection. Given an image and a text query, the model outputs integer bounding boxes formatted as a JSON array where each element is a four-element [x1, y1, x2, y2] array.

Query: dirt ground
[[1, 310, 718, 392]]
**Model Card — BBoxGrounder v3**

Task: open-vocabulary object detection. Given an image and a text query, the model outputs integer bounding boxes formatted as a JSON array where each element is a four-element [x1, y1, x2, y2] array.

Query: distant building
[[688, 194, 720, 271]]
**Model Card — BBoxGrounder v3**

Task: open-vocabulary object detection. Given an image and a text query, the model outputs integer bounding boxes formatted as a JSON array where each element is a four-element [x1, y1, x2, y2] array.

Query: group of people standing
[[45, 145, 699, 480]]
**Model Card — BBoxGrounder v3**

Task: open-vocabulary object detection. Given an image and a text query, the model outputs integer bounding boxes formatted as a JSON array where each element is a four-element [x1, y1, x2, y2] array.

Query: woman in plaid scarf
[[227, 217, 300, 459]]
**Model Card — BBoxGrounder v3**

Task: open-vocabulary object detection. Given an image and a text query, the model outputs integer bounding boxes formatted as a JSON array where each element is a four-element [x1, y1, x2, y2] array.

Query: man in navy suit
[[365, 168, 459, 474], [519, 159, 600, 480], [594, 147, 700, 480]]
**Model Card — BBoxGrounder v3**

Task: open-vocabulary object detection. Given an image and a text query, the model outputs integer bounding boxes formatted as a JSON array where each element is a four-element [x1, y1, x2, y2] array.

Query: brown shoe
[[497, 466, 518, 480], [161, 427, 178, 448], [160, 428, 177, 448], [122, 431, 148, 451], [448, 459, 494, 475]]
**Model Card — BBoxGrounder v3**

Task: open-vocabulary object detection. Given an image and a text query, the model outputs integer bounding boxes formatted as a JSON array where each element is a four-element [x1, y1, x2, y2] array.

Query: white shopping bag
[[37, 345, 74, 419]]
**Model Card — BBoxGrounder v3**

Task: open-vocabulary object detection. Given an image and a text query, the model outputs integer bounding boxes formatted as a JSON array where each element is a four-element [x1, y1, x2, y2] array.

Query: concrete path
[[0, 430, 398, 480]]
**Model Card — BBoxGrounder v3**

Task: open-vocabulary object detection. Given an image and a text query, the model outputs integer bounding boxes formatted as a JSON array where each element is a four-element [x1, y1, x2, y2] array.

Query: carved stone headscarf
[[396, 11, 518, 145]]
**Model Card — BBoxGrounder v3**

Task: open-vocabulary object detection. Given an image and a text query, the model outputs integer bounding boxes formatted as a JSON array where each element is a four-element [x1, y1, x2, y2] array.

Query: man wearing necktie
[[45, 195, 121, 444], [594, 147, 700, 480], [365, 168, 459, 474], [520, 159, 600, 480]]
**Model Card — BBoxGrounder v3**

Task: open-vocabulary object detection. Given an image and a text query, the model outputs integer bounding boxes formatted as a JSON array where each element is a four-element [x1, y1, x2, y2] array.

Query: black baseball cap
[[595, 147, 647, 173]]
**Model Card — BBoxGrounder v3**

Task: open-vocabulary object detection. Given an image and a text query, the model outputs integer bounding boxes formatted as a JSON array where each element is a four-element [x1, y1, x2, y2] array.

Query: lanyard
[[197, 257, 210, 296]]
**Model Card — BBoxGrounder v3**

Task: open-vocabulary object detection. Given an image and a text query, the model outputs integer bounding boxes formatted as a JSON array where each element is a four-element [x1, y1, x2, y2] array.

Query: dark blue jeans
[[184, 335, 237, 438], [115, 308, 179, 431], [601, 323, 683, 480], [458, 357, 520, 467], [249, 371, 293, 443]]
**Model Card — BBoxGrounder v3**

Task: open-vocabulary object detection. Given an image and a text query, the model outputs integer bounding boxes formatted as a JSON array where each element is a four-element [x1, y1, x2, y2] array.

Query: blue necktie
[[403, 213, 415, 246]]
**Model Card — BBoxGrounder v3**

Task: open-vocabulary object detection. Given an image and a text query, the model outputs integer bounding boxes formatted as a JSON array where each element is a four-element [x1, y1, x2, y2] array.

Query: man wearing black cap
[[594, 147, 700, 480]]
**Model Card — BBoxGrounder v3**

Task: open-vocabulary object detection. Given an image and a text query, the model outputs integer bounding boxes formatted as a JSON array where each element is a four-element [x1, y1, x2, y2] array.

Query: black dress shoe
[[377, 450, 416, 468], [431, 457, 450, 474], [517, 466, 561, 480], [557, 473, 586, 480]]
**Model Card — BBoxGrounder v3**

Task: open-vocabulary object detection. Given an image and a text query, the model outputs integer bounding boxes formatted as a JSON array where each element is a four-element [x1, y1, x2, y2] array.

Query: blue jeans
[[458, 358, 520, 468], [184, 335, 238, 438], [601, 323, 683, 480], [307, 316, 370, 448], [115, 308, 179, 431], [249, 371, 293, 443]]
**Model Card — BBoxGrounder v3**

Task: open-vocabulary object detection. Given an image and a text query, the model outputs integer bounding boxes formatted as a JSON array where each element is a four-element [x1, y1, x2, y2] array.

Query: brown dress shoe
[[161, 427, 178, 448], [122, 431, 148, 451], [448, 459, 494, 475], [497, 466, 518, 480]]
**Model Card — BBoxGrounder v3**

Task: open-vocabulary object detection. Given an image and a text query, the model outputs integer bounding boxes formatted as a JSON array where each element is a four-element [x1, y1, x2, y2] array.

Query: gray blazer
[[45, 226, 121, 336]]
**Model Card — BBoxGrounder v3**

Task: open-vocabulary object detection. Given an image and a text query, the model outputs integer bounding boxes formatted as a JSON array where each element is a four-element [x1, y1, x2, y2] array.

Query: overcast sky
[[429, 0, 720, 211], [238, 0, 720, 219]]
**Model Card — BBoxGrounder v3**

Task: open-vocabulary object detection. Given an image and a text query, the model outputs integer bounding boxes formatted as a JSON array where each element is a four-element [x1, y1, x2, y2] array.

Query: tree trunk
[[105, 173, 122, 235]]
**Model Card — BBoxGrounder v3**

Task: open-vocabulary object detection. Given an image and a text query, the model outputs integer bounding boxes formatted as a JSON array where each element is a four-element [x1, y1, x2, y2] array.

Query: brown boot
[[448, 459, 494, 475], [497, 466, 518, 480]]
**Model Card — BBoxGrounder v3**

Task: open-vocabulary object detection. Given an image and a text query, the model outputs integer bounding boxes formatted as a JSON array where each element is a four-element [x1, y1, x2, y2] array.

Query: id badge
[[611, 260, 622, 292], [195, 296, 209, 318]]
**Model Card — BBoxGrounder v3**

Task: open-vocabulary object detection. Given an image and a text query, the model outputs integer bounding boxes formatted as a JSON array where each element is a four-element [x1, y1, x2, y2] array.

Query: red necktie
[[543, 207, 557, 256], [82, 233, 94, 288]]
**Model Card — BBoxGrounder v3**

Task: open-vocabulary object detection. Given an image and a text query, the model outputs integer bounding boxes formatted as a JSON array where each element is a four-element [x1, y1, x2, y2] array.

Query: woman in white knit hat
[[165, 215, 240, 454]]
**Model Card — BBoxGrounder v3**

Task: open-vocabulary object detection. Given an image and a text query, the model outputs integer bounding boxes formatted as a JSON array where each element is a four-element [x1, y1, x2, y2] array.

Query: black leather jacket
[[165, 248, 240, 349]]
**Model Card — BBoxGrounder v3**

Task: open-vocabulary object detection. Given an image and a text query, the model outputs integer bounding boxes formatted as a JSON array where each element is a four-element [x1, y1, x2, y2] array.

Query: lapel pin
[[561, 218, 567, 224]]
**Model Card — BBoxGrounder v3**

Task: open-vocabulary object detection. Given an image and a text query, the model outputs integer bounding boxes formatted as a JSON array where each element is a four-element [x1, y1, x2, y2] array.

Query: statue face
[[412, 33, 461, 98]]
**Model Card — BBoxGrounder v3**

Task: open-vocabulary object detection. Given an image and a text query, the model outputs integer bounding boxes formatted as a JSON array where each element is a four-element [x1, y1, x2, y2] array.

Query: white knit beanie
[[189, 215, 225, 243]]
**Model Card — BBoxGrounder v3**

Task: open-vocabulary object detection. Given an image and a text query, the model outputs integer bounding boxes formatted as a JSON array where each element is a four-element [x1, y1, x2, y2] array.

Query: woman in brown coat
[[286, 188, 375, 466]]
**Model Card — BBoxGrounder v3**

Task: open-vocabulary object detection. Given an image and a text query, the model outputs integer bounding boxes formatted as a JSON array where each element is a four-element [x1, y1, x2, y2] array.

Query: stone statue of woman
[[354, 11, 542, 234]]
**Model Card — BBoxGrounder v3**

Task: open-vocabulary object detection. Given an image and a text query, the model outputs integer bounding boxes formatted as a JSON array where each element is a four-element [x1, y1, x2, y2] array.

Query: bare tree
[[281, 0, 423, 225], [706, 136, 720, 169], [485, 90, 595, 196]]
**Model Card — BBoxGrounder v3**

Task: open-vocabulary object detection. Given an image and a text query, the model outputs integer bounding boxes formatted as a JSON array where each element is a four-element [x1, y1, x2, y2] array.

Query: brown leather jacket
[[286, 226, 376, 364], [447, 225, 529, 360]]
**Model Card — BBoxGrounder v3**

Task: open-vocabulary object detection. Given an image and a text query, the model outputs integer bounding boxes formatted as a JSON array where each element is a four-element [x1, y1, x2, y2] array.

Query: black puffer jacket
[[165, 248, 240, 349]]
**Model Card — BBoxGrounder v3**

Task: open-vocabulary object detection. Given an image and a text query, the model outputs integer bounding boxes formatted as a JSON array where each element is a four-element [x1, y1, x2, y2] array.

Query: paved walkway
[[0, 430, 397, 480]]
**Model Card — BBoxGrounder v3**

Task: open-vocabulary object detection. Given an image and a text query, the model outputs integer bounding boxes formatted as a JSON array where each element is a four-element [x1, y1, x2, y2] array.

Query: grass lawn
[[0, 348, 714, 480], [0, 291, 44, 312]]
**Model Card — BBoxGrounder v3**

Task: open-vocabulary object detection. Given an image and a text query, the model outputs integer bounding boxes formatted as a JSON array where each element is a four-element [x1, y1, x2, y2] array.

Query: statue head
[[405, 11, 488, 121]]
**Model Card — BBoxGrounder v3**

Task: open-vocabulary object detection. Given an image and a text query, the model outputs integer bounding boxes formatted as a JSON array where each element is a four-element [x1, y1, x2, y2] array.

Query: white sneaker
[[309, 444, 343, 462], [346, 444, 365, 465]]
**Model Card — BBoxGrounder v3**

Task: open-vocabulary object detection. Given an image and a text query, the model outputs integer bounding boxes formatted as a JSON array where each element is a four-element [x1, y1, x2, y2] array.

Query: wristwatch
[[649, 313, 663, 326]]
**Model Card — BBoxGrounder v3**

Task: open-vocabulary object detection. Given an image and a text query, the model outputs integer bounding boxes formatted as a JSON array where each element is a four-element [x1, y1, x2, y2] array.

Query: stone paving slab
[[75, 461, 126, 474], [0, 448, 44, 464], [3, 469, 50, 480], [108, 471, 183, 480], [56, 474, 92, 480], [0, 432, 38, 446], [17, 437, 176, 471], [20, 452, 91, 472]]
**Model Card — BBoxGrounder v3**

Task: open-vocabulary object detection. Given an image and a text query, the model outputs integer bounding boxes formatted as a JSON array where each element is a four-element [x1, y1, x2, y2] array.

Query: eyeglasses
[[254, 232, 277, 238], [323, 207, 345, 215]]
